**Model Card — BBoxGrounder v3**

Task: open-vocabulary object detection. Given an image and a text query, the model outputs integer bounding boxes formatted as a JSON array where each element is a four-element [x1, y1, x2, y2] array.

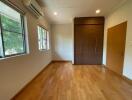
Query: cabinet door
[[74, 24, 104, 65]]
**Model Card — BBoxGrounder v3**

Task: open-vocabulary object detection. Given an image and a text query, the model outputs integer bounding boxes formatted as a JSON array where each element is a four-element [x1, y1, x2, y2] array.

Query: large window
[[37, 26, 50, 50], [0, 1, 26, 58]]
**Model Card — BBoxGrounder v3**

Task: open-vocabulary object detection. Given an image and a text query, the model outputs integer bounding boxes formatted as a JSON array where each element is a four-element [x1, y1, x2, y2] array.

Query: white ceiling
[[39, 0, 127, 24]]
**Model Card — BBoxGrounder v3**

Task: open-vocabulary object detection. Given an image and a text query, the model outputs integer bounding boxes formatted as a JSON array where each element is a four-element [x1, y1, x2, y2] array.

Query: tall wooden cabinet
[[74, 17, 105, 65]]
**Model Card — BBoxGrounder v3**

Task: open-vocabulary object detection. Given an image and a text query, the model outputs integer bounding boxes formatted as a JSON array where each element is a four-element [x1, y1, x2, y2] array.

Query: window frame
[[46, 31, 50, 50], [0, 1, 27, 58], [37, 25, 50, 51]]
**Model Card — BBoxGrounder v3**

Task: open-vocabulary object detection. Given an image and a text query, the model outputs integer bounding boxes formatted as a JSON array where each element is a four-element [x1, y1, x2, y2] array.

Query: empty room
[[0, 0, 132, 100]]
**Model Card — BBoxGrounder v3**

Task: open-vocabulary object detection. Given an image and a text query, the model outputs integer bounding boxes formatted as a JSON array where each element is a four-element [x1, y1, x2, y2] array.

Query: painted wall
[[0, 0, 52, 100], [51, 24, 74, 62], [103, 0, 132, 79]]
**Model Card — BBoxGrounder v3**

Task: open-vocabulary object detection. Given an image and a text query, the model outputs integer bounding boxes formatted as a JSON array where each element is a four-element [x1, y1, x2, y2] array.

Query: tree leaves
[[0, 15, 25, 56]]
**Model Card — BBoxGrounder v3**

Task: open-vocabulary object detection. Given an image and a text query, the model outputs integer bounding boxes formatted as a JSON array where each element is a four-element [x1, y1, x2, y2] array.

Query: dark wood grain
[[74, 17, 104, 65], [74, 17, 104, 25]]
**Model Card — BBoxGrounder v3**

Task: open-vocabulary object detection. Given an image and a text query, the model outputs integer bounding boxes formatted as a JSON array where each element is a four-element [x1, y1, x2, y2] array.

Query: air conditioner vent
[[23, 0, 44, 18]]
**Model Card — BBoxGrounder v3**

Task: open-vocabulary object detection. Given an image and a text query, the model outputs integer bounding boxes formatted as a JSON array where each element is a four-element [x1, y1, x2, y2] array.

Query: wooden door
[[74, 17, 104, 65], [107, 22, 127, 75]]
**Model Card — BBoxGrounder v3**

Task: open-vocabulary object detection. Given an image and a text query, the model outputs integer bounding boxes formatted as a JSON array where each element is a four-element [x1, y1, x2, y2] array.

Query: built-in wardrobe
[[74, 17, 105, 65]]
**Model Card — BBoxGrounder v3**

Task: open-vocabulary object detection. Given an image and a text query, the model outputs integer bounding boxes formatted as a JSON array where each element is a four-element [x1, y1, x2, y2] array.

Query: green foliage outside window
[[1, 15, 22, 33], [0, 15, 25, 56], [0, 1, 26, 58]]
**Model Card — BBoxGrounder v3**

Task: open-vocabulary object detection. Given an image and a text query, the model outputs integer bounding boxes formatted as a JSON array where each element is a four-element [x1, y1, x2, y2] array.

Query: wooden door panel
[[74, 17, 104, 65], [107, 22, 127, 75]]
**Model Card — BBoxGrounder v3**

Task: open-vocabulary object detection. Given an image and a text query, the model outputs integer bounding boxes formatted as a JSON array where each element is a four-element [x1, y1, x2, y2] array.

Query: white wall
[[103, 0, 132, 79], [0, 0, 52, 100], [51, 24, 74, 62]]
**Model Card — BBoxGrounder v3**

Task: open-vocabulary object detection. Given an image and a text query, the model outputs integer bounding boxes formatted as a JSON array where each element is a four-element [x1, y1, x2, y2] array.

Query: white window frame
[[37, 26, 50, 51]]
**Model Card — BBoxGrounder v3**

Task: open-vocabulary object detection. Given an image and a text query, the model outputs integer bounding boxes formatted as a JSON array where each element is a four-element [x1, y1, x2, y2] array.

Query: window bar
[[21, 15, 26, 54], [0, 14, 5, 57], [41, 28, 44, 50], [2, 29, 23, 34], [46, 30, 48, 50], [45, 29, 47, 50]]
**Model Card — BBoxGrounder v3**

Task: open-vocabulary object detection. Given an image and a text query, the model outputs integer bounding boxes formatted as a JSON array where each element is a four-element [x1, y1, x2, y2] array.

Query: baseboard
[[105, 66, 132, 85], [11, 61, 52, 100], [52, 60, 72, 63], [122, 75, 132, 85], [102, 64, 106, 67]]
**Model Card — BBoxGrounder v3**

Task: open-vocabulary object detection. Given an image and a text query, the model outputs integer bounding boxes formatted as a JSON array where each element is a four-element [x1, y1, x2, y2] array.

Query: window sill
[[39, 49, 50, 52], [0, 53, 28, 61]]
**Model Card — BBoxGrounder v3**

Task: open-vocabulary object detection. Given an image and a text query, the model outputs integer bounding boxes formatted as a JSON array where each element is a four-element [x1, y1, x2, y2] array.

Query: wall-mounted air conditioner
[[23, 0, 44, 18]]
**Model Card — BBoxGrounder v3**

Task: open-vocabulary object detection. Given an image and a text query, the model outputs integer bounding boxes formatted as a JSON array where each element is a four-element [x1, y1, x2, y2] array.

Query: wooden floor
[[13, 62, 132, 100]]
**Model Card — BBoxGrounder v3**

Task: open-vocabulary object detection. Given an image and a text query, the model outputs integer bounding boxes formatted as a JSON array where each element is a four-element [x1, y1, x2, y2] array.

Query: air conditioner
[[23, 0, 44, 18]]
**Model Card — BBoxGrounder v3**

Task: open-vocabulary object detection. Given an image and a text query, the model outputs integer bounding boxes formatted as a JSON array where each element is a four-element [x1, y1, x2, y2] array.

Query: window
[[0, 1, 26, 58], [37, 26, 50, 50]]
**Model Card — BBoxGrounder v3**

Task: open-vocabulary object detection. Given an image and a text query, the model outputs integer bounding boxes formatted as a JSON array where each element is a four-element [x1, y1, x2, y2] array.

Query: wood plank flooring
[[13, 62, 132, 100]]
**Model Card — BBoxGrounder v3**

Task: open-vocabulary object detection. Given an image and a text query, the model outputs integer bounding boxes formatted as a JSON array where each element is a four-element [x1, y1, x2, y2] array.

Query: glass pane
[[42, 39, 46, 49], [37, 26, 48, 50], [43, 29, 47, 40], [0, 1, 22, 33], [0, 33, 4, 57], [42, 29, 46, 49], [47, 31, 50, 50], [38, 27, 43, 50], [37, 26, 40, 49], [3, 31, 24, 56], [1, 15, 22, 33]]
